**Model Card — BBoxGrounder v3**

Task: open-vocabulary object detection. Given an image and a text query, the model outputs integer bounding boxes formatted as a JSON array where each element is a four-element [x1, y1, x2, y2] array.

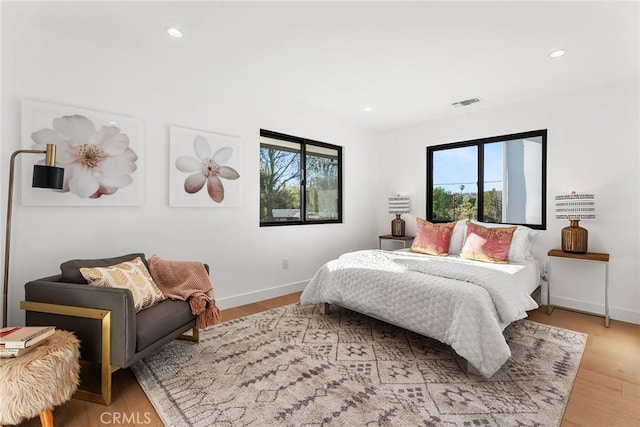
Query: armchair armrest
[[24, 277, 136, 367]]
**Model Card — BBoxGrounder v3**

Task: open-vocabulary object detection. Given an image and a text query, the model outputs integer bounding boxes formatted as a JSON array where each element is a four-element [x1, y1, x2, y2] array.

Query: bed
[[299, 220, 541, 378]]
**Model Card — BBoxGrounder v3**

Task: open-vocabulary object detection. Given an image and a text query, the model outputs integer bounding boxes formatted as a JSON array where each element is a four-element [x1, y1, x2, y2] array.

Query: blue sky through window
[[484, 142, 504, 192], [433, 143, 504, 194]]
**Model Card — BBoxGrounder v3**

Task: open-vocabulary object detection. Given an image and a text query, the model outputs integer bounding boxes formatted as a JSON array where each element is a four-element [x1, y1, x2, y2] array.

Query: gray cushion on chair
[[60, 253, 149, 283], [135, 299, 196, 352]]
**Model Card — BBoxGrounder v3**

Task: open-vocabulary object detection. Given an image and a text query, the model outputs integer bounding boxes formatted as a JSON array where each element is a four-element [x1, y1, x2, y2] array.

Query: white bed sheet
[[395, 248, 541, 295], [300, 249, 540, 377]]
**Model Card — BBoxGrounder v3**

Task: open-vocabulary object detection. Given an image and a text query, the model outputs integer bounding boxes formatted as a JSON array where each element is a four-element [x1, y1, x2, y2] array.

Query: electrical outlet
[[282, 257, 289, 270]]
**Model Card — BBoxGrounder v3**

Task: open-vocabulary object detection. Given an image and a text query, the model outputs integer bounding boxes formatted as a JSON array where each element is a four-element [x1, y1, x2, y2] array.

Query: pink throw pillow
[[460, 221, 516, 263], [410, 218, 456, 256]]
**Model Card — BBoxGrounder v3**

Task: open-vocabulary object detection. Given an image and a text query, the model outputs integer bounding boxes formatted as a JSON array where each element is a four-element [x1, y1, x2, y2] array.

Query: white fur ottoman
[[0, 330, 80, 426]]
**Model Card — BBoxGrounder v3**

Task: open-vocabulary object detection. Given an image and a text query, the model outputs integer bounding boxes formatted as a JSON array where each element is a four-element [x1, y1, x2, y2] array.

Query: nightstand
[[378, 235, 415, 250], [546, 249, 610, 327]]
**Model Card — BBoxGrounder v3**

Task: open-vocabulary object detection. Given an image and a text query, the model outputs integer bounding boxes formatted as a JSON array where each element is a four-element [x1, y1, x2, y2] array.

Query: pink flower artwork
[[175, 136, 240, 203], [31, 115, 138, 199]]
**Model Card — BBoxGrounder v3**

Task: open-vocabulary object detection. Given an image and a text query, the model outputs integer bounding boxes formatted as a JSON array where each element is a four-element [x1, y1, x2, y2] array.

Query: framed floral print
[[21, 99, 144, 206], [169, 126, 242, 207]]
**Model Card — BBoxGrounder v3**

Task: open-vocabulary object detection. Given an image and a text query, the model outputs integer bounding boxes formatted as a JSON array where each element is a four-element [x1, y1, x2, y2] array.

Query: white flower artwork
[[170, 126, 242, 207], [21, 99, 144, 206]]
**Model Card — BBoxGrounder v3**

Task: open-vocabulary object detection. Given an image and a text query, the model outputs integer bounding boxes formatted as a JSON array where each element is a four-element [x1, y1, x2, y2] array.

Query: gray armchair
[[21, 253, 203, 405]]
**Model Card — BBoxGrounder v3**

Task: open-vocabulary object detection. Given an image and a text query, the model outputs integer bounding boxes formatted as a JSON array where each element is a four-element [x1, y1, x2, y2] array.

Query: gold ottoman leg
[[39, 408, 54, 427]]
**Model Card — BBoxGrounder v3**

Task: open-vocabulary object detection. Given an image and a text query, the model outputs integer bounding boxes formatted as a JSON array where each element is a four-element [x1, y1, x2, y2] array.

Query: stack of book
[[0, 326, 56, 358]]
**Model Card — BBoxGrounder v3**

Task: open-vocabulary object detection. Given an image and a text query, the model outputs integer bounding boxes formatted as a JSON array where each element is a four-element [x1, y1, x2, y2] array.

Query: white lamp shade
[[388, 196, 410, 214], [555, 193, 595, 220]]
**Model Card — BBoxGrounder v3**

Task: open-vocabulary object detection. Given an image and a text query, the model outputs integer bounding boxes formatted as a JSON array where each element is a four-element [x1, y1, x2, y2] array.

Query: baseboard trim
[[550, 295, 639, 325], [605, 306, 639, 325], [216, 280, 308, 310]]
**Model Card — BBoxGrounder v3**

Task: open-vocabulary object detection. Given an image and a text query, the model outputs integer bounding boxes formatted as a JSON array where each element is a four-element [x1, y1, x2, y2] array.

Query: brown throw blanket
[[147, 255, 221, 329]]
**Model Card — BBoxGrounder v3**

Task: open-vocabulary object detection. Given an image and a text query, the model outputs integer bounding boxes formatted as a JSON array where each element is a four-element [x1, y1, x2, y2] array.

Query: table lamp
[[388, 196, 410, 237], [554, 192, 595, 254]]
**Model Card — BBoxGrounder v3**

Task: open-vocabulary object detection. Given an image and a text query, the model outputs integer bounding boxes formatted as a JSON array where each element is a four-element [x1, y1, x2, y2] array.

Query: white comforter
[[300, 250, 539, 377]]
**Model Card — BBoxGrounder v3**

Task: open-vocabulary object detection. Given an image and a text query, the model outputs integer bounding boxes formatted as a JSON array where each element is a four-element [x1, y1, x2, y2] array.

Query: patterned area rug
[[132, 304, 586, 426]]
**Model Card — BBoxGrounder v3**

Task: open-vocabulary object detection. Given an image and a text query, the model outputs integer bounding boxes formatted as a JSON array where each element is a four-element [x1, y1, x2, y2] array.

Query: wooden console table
[[378, 234, 414, 250], [547, 249, 610, 327]]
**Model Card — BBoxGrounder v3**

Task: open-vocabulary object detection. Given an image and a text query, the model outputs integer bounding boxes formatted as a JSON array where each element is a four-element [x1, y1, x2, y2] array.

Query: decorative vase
[[391, 214, 405, 237], [561, 220, 588, 253]]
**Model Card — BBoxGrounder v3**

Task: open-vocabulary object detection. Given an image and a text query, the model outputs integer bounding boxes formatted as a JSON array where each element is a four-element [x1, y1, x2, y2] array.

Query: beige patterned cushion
[[80, 257, 166, 312]]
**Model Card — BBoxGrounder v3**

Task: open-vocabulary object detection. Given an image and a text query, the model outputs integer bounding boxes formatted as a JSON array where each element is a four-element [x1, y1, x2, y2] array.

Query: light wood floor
[[19, 292, 639, 427]]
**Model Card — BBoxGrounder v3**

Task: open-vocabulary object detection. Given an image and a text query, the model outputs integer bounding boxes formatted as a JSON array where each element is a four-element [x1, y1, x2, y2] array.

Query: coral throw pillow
[[460, 221, 516, 263], [80, 257, 166, 312], [410, 218, 456, 256]]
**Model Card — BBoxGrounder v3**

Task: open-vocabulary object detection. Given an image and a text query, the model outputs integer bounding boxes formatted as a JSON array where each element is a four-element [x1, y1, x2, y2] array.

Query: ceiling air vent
[[452, 98, 481, 107]]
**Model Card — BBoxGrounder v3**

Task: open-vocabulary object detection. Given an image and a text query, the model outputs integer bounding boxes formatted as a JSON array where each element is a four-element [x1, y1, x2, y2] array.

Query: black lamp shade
[[32, 165, 64, 189]]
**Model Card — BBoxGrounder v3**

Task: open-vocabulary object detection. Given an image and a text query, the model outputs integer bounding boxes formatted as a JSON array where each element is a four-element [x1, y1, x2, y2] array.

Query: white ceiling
[[6, 1, 640, 131]]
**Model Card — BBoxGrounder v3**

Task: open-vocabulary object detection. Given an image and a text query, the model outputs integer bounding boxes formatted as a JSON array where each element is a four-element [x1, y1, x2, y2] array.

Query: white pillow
[[469, 220, 538, 263], [447, 220, 468, 255]]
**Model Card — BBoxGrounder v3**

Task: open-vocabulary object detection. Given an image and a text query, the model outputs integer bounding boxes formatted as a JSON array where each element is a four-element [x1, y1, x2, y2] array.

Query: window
[[427, 129, 547, 229], [260, 129, 342, 226]]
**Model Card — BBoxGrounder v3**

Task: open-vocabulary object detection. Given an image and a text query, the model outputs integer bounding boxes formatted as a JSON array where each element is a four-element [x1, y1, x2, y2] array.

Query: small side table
[[378, 234, 415, 250], [547, 249, 610, 327]]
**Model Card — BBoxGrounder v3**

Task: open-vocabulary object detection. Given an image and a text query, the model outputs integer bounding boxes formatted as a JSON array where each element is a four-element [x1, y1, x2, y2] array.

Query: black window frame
[[426, 129, 547, 230], [260, 129, 343, 227]]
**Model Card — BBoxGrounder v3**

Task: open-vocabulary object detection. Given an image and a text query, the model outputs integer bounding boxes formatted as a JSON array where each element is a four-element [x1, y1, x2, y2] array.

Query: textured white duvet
[[300, 249, 539, 377]]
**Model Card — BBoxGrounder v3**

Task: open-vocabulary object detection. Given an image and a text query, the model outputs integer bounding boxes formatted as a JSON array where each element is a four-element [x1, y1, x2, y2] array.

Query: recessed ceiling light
[[549, 49, 566, 58], [167, 27, 183, 38], [363, 107, 372, 112]]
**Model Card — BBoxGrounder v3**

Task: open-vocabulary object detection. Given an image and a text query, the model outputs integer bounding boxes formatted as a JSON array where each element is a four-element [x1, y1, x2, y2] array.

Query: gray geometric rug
[[132, 303, 586, 426]]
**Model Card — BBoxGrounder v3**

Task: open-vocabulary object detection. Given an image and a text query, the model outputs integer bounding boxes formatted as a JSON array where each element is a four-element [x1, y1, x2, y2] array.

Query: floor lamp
[[2, 144, 64, 328]]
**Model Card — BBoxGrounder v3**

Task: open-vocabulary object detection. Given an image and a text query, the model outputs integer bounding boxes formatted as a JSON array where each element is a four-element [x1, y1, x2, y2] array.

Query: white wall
[[0, 22, 379, 325], [377, 78, 640, 324], [3, 6, 637, 327]]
